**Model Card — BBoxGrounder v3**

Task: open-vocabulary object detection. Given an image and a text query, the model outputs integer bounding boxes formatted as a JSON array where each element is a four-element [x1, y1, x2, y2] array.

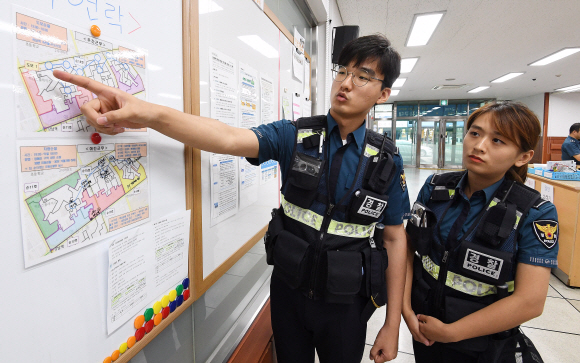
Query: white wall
[[547, 92, 580, 137], [513, 93, 545, 134]]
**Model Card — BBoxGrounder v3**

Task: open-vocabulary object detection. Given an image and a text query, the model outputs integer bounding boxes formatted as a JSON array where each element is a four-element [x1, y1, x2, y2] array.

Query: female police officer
[[402, 101, 558, 362]]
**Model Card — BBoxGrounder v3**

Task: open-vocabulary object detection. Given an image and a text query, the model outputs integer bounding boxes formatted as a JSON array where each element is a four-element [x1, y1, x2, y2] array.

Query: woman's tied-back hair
[[467, 101, 541, 183], [337, 34, 401, 89]]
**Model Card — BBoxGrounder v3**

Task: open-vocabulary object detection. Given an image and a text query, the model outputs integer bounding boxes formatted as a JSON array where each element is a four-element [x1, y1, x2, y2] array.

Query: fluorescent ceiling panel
[[529, 48, 580, 66], [406, 12, 445, 47], [491, 73, 524, 83], [238, 35, 279, 58], [400, 58, 419, 73], [390, 90, 400, 96], [391, 78, 407, 88], [199, 0, 223, 14], [555, 84, 580, 92], [468, 86, 490, 93]]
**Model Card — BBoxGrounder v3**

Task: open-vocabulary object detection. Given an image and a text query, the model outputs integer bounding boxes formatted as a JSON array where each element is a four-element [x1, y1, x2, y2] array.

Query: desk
[[527, 173, 580, 287]]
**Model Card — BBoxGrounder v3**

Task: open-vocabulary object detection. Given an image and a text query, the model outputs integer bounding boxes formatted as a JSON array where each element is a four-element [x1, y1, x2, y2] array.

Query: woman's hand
[[52, 69, 157, 135], [403, 310, 434, 346], [416, 314, 456, 343]]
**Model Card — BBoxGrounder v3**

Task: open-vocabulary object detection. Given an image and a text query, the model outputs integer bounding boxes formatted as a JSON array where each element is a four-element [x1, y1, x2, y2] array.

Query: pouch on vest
[[369, 224, 388, 306], [445, 295, 490, 352], [474, 202, 517, 247], [348, 189, 389, 225], [284, 152, 325, 209], [272, 230, 311, 289], [406, 202, 437, 256], [458, 241, 513, 286], [363, 153, 396, 195], [411, 257, 432, 315], [325, 250, 363, 303], [264, 208, 284, 265]]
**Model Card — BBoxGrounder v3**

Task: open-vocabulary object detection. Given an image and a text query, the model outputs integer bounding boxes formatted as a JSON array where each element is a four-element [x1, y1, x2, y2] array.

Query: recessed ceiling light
[[555, 84, 580, 92], [491, 72, 524, 83], [238, 35, 279, 58], [529, 48, 580, 66], [468, 86, 490, 93], [199, 0, 223, 14], [392, 78, 407, 88], [400, 58, 419, 73], [390, 90, 400, 96], [406, 12, 445, 47]]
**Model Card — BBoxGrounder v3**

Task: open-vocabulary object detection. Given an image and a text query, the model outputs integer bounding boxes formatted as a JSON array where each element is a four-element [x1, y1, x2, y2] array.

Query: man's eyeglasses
[[331, 65, 384, 87]]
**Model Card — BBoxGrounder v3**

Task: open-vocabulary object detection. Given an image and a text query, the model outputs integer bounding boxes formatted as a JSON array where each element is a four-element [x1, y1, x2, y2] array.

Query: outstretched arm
[[53, 70, 259, 157]]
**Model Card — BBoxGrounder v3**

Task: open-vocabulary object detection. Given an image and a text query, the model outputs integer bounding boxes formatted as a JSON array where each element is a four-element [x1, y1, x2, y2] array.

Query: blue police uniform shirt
[[561, 136, 580, 161], [247, 112, 410, 225], [416, 173, 559, 268]]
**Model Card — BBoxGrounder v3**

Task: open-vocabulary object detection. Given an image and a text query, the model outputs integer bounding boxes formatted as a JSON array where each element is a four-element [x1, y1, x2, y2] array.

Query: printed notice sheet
[[282, 95, 291, 120], [239, 156, 259, 210], [13, 6, 148, 135], [209, 48, 238, 127], [292, 48, 304, 83], [239, 62, 259, 129], [260, 160, 278, 185], [17, 137, 150, 267], [107, 210, 190, 334], [210, 154, 239, 226], [302, 99, 312, 118], [260, 74, 275, 124], [293, 93, 302, 121]]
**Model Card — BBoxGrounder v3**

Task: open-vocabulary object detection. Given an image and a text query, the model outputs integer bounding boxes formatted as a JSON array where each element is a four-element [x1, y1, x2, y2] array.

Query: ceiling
[[335, 0, 580, 101]]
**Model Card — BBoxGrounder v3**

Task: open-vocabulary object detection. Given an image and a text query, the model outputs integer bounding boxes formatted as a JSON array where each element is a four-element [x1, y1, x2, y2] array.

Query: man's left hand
[[369, 323, 399, 362], [416, 314, 456, 343]]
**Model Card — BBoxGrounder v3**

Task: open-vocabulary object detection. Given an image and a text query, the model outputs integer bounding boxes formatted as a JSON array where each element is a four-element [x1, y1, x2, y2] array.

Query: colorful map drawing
[[19, 51, 145, 131], [25, 151, 148, 253]]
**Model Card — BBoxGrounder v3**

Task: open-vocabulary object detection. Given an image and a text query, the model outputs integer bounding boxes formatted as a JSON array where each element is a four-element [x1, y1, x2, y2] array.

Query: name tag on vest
[[462, 248, 504, 280]]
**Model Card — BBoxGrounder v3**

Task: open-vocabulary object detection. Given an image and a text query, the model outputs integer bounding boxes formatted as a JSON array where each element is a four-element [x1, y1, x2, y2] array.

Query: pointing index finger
[[52, 69, 107, 95]]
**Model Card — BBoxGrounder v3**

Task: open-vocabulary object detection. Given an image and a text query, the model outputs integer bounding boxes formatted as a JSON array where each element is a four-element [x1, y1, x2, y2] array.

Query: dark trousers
[[270, 274, 368, 363], [412, 340, 479, 363]]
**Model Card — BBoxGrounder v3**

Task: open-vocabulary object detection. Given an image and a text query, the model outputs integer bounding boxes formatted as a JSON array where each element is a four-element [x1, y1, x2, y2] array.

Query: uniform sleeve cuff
[[518, 254, 558, 268]]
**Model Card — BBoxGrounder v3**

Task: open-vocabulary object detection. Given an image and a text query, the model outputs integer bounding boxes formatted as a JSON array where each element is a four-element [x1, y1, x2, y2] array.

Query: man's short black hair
[[570, 123, 580, 134], [336, 34, 401, 89]]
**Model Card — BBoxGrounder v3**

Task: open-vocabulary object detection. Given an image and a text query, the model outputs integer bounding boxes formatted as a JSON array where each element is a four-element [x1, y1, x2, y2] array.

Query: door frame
[[415, 116, 466, 168]]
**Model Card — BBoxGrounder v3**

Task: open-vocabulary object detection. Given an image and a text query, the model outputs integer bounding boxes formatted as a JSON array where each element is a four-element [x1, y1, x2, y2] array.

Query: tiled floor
[[318, 167, 580, 363]]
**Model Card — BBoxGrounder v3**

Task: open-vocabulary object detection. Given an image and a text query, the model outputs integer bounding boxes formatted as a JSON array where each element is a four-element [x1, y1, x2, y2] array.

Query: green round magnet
[[176, 284, 184, 296], [144, 308, 154, 322]]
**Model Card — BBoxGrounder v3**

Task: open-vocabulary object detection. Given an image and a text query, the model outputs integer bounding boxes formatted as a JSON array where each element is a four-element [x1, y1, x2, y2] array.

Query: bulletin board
[[187, 0, 313, 300], [0, 0, 193, 362]]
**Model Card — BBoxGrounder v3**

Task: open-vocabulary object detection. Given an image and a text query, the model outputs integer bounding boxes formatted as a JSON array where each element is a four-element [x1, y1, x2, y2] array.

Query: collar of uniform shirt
[[456, 172, 505, 204], [326, 111, 366, 151]]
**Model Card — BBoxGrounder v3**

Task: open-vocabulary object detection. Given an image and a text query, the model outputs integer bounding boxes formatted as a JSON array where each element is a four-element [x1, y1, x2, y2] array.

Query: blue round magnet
[[169, 300, 177, 312], [182, 278, 190, 289], [176, 295, 184, 307]]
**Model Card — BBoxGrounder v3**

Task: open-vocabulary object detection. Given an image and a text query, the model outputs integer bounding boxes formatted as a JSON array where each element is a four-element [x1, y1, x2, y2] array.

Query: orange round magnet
[[154, 313, 162, 326], [119, 342, 128, 354], [103, 357, 112, 363], [111, 350, 120, 361], [127, 336, 136, 349], [91, 25, 101, 37], [134, 315, 145, 329]]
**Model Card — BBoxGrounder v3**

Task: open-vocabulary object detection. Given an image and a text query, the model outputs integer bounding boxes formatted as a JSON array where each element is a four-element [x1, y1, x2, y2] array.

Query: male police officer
[[561, 123, 580, 162], [53, 34, 409, 363]]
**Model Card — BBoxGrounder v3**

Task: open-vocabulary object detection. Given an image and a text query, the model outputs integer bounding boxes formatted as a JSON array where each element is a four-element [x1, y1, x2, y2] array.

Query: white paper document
[[260, 74, 275, 124], [302, 99, 312, 118], [292, 93, 302, 121], [210, 153, 239, 225], [260, 160, 278, 185], [239, 156, 259, 210], [107, 210, 190, 334], [292, 49, 304, 83], [210, 48, 238, 127], [239, 62, 259, 129], [303, 58, 310, 97]]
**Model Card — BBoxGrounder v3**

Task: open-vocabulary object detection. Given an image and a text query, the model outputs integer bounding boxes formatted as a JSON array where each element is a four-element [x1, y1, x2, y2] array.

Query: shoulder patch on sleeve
[[533, 219, 559, 249], [400, 171, 407, 191]]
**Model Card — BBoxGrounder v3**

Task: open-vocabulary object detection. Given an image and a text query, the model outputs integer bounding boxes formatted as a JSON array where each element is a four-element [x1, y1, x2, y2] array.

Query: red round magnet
[[183, 289, 190, 301], [145, 319, 155, 333], [135, 327, 146, 342], [91, 133, 102, 144], [161, 306, 170, 319]]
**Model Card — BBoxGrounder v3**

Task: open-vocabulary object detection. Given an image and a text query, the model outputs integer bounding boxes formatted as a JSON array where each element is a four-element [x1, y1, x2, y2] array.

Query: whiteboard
[[0, 1, 185, 362], [198, 0, 282, 279]]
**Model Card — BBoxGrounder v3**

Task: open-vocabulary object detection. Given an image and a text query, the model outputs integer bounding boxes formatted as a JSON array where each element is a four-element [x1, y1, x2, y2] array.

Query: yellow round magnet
[[161, 295, 170, 307], [119, 342, 128, 354], [153, 301, 162, 314], [169, 290, 177, 302]]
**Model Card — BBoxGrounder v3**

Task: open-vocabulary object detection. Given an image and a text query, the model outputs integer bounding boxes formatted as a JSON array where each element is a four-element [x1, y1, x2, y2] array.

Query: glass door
[[395, 119, 417, 166], [417, 117, 465, 168]]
